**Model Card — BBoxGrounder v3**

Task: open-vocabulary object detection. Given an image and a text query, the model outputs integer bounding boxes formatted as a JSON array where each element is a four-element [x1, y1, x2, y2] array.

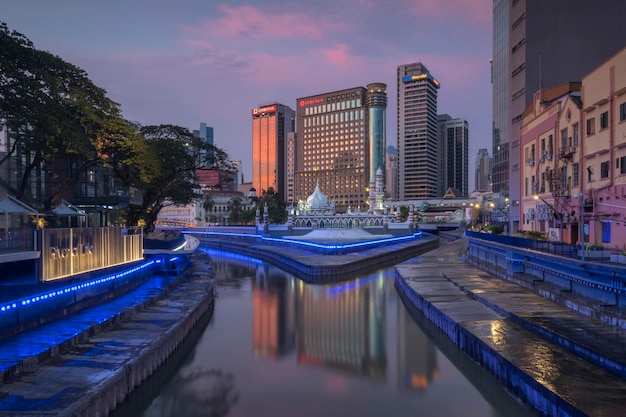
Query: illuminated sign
[[299, 98, 325, 107], [252, 104, 277, 116], [402, 73, 440, 88]]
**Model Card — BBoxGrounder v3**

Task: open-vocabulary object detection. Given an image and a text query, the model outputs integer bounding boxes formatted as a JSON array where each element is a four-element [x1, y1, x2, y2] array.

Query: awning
[[0, 195, 38, 215], [53, 200, 87, 216]]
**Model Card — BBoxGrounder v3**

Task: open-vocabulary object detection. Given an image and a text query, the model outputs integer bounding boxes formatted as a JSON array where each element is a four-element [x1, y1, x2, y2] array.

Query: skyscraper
[[492, 0, 626, 232], [385, 145, 398, 200], [438, 116, 469, 197], [475, 148, 491, 192], [251, 103, 295, 199], [397, 62, 440, 200], [295, 84, 387, 211]]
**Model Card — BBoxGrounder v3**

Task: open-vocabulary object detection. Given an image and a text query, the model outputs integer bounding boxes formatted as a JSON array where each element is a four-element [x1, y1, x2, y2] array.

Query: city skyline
[[1, 0, 492, 192]]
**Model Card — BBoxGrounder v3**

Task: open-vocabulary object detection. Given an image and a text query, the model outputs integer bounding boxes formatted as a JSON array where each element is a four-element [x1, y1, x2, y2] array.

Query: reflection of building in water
[[252, 264, 297, 358], [397, 298, 438, 393], [297, 273, 387, 378]]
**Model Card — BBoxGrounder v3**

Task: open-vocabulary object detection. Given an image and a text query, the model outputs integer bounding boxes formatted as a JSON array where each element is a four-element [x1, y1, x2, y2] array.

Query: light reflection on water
[[116, 248, 532, 417]]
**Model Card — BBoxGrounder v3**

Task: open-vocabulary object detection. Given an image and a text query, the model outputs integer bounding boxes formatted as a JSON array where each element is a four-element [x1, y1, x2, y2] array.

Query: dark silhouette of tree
[[257, 187, 287, 224], [227, 196, 244, 225], [0, 21, 137, 208], [152, 368, 239, 417], [117, 124, 232, 231]]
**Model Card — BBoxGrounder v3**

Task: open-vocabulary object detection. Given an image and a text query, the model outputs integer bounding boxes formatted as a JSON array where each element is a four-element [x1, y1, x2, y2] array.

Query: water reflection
[[127, 248, 531, 417], [297, 271, 387, 379], [397, 295, 439, 393], [252, 264, 296, 358], [146, 369, 239, 417]]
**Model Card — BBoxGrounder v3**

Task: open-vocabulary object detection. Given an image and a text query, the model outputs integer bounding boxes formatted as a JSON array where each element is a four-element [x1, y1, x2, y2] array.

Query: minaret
[[366, 83, 387, 211]]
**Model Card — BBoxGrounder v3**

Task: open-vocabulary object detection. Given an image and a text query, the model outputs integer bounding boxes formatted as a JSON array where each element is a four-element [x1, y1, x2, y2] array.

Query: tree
[[0, 21, 136, 209], [117, 124, 232, 231], [201, 193, 215, 223], [227, 196, 244, 225], [257, 187, 287, 224]]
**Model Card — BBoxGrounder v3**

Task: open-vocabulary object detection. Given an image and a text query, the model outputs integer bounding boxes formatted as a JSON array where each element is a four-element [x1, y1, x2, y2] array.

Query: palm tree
[[227, 196, 243, 225], [202, 193, 215, 223]]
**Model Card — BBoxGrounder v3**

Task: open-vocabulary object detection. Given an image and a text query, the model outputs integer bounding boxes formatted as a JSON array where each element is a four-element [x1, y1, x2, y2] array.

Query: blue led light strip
[[185, 230, 422, 250], [1, 260, 157, 314]]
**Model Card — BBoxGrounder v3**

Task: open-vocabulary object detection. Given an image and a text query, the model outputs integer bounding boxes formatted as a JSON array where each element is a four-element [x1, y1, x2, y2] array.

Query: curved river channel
[[112, 247, 533, 417]]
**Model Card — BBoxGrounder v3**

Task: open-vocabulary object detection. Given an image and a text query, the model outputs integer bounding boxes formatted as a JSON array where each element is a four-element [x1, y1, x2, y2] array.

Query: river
[[111, 247, 533, 417]]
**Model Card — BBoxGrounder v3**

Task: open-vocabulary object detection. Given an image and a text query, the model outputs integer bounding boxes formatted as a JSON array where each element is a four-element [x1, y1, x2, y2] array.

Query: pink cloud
[[182, 4, 346, 43], [409, 0, 491, 27], [322, 44, 351, 68]]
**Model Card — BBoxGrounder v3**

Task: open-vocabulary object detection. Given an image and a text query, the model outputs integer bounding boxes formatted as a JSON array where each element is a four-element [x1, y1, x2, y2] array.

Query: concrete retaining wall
[[467, 236, 626, 328], [58, 254, 217, 417], [394, 275, 584, 417], [196, 234, 439, 282]]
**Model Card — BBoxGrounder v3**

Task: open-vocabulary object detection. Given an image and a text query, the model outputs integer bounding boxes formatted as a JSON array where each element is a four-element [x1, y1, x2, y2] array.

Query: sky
[[1, 0, 492, 191]]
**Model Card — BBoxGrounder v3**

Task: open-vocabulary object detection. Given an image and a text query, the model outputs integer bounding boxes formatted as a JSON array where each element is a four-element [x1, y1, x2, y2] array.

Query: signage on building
[[252, 104, 277, 116], [299, 98, 325, 107], [402, 73, 440, 88]]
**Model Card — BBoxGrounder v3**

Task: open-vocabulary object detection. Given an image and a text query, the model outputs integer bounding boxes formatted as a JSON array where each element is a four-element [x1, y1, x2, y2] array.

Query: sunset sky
[[2, 0, 492, 190]]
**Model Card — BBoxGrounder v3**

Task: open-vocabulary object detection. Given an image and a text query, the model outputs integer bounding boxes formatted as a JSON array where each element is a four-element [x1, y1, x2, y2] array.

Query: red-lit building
[[251, 103, 295, 200]]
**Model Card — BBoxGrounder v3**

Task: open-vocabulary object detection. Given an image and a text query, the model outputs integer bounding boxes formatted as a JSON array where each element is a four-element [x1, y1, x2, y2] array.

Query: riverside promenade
[[395, 236, 626, 416], [1, 232, 626, 416], [0, 251, 216, 416]]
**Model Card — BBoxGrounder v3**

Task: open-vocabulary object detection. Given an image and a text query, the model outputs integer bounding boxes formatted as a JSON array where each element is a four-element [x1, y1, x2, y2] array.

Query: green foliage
[[0, 21, 135, 208], [118, 124, 232, 231], [256, 187, 287, 224], [518, 230, 546, 240], [400, 206, 409, 222], [484, 223, 504, 234]]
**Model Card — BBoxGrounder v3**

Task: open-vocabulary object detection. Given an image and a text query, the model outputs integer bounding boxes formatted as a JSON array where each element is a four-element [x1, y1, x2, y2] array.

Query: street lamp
[[576, 192, 585, 262]]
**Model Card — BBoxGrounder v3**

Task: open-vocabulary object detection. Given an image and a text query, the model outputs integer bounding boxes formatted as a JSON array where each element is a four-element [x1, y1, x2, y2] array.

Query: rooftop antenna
[[539, 52, 543, 89]]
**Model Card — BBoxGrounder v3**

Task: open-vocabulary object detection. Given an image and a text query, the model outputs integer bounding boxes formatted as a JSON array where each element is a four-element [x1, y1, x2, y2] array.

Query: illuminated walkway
[[395, 238, 626, 416], [2, 234, 626, 415]]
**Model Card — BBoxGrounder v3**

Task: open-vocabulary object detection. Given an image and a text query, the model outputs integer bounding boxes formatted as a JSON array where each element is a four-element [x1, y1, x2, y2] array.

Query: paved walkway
[[0, 252, 215, 416], [396, 237, 626, 416]]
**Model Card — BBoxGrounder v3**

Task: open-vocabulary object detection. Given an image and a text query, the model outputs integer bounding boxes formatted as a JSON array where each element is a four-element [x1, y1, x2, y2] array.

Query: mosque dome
[[306, 182, 329, 210]]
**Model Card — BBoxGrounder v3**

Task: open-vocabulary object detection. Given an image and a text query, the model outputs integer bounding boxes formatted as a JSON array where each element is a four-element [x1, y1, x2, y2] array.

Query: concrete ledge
[[197, 234, 439, 282], [394, 275, 585, 417]]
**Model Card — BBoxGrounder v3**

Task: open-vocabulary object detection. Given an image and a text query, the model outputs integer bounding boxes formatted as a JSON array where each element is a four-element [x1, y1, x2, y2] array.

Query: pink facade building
[[519, 47, 626, 251]]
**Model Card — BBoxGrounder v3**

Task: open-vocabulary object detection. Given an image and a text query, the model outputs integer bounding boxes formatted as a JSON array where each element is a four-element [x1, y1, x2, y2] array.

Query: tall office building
[[285, 132, 296, 204], [193, 122, 214, 146], [492, 0, 626, 231], [251, 103, 295, 199], [385, 145, 398, 200], [475, 148, 491, 192], [438, 116, 469, 197], [294, 84, 387, 211], [397, 62, 440, 200]]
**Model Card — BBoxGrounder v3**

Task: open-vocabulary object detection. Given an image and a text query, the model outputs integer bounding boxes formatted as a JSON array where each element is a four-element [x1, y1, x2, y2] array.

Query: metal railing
[[465, 231, 620, 263]]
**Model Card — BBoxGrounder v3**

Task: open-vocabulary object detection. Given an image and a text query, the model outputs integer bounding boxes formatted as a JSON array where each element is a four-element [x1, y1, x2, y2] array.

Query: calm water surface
[[119, 248, 533, 417]]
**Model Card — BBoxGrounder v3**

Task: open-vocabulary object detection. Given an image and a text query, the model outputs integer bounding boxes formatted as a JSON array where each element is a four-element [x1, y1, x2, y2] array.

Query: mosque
[[256, 168, 418, 240]]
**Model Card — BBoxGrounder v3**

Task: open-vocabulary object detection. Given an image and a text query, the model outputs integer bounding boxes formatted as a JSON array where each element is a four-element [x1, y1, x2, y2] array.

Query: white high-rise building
[[397, 62, 440, 199]]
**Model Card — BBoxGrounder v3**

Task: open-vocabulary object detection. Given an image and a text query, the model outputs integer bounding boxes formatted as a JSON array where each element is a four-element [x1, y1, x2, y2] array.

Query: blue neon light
[[327, 274, 381, 295], [1, 260, 156, 315], [185, 230, 422, 252]]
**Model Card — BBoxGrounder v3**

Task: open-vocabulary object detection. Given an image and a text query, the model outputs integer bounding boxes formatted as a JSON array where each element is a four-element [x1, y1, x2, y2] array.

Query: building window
[[620, 102, 626, 122], [573, 123, 579, 147], [620, 156, 626, 175], [573, 163, 579, 186], [600, 111, 609, 130], [601, 161, 609, 178], [512, 63, 525, 77], [586, 117, 595, 136]]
